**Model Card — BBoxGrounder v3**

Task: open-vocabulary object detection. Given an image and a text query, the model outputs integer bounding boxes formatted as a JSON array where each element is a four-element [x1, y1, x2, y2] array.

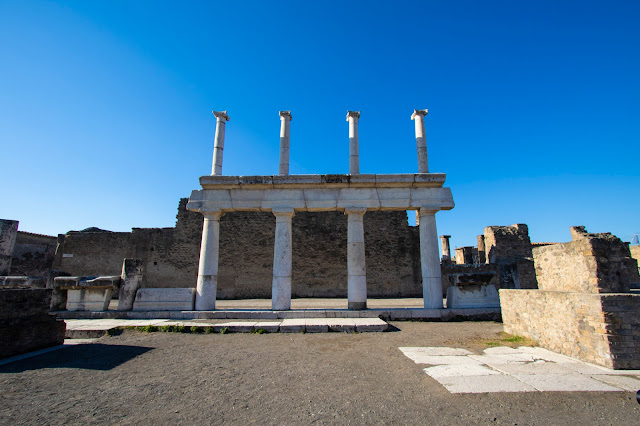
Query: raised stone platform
[[56, 307, 500, 321]]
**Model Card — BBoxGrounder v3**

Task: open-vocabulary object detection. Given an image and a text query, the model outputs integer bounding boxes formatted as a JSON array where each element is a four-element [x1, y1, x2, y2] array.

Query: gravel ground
[[1, 321, 638, 425]]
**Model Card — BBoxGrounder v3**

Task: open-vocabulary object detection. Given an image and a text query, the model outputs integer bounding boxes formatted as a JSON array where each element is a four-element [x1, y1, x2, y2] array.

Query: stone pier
[[0, 220, 19, 276]]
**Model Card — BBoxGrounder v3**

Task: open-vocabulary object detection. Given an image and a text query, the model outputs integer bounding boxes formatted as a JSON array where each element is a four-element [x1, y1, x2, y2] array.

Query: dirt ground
[[1, 321, 639, 425]]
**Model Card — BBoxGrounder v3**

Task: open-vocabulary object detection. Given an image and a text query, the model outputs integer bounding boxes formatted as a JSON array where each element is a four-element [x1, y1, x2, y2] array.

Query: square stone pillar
[[0, 220, 19, 276], [272, 209, 295, 310], [346, 208, 367, 310], [195, 212, 222, 310], [419, 209, 443, 309]]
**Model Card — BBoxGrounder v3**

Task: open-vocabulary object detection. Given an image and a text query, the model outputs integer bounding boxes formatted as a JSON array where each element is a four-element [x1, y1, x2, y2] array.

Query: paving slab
[[590, 374, 640, 391], [352, 318, 388, 332], [404, 354, 483, 365], [424, 364, 501, 378], [513, 373, 621, 392], [216, 322, 257, 333], [436, 374, 537, 394], [305, 319, 329, 333], [399, 347, 473, 356], [326, 318, 356, 332]]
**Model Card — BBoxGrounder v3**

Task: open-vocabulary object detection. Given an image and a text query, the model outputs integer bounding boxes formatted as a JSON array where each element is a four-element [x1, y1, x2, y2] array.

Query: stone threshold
[[56, 307, 501, 321]]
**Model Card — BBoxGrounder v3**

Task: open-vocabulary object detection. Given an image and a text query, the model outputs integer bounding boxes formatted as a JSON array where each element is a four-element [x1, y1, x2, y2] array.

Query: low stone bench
[[132, 288, 195, 311], [54, 276, 120, 312], [446, 284, 500, 309]]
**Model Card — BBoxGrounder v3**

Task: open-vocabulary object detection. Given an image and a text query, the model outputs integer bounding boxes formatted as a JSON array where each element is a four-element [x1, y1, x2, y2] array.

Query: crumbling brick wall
[[484, 224, 537, 289], [55, 198, 422, 298]]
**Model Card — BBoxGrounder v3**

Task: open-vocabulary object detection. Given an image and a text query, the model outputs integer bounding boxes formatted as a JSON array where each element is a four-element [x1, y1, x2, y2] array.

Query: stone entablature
[[188, 174, 453, 213]]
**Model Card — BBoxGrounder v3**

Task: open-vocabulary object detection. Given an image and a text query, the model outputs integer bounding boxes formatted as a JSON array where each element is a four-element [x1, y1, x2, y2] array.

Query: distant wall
[[10, 232, 57, 279], [56, 199, 422, 298]]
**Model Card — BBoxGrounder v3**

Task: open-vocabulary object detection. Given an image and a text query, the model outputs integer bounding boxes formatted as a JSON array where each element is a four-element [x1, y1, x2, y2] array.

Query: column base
[[348, 301, 367, 310]]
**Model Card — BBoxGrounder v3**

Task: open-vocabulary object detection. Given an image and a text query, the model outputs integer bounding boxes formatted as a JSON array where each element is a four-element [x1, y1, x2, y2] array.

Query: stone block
[[132, 288, 195, 311], [279, 318, 305, 333], [67, 288, 112, 311], [446, 284, 500, 309], [305, 319, 329, 333]]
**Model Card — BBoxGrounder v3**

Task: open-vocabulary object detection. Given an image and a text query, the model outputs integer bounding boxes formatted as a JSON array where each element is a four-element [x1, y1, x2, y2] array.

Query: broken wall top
[[532, 226, 639, 294]]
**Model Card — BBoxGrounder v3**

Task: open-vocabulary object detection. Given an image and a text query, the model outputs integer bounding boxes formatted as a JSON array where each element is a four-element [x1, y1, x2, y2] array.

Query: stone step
[[63, 318, 389, 337], [56, 307, 500, 321]]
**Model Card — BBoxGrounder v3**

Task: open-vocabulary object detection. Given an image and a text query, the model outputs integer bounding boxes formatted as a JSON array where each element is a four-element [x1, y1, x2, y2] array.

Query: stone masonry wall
[[533, 227, 639, 293], [56, 198, 422, 299], [630, 245, 640, 284], [500, 227, 640, 369], [500, 290, 640, 369], [484, 224, 537, 289], [0, 288, 66, 358], [10, 231, 57, 279]]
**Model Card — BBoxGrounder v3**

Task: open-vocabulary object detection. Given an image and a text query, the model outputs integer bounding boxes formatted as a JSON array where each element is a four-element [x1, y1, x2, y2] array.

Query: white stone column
[[346, 111, 360, 174], [346, 208, 367, 310], [411, 109, 429, 173], [278, 111, 292, 175], [211, 111, 230, 176], [419, 209, 443, 309], [272, 209, 294, 310], [195, 212, 222, 310]]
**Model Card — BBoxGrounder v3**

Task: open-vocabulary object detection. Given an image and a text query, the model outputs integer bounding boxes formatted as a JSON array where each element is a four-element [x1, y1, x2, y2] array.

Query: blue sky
[[1, 1, 638, 250]]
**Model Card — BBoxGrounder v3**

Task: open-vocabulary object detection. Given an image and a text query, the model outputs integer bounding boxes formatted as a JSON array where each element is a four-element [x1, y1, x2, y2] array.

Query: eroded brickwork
[[10, 232, 57, 279]]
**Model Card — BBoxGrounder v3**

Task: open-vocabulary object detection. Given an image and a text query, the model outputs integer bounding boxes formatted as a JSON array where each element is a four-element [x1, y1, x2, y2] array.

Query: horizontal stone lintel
[[187, 186, 454, 213], [199, 173, 447, 189]]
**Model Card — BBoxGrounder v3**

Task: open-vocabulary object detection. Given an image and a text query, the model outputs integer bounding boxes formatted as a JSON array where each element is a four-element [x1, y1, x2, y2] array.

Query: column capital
[[346, 110, 360, 121], [439, 235, 451, 239], [212, 110, 230, 122], [418, 208, 438, 216], [272, 207, 295, 218], [203, 211, 223, 220], [279, 110, 292, 121], [411, 109, 428, 120]]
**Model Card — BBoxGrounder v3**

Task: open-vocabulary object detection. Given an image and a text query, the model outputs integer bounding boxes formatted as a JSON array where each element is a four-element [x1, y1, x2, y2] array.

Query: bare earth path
[[1, 322, 638, 425]]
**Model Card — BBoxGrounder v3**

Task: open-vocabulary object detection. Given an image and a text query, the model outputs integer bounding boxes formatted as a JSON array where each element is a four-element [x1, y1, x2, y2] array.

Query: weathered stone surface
[[0, 288, 65, 359], [9, 231, 57, 279], [447, 284, 500, 309], [67, 287, 112, 311], [132, 288, 195, 311], [118, 258, 144, 311]]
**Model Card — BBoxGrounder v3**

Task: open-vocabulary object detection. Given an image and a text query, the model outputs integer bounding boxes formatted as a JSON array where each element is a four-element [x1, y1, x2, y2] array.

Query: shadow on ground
[[0, 344, 152, 373]]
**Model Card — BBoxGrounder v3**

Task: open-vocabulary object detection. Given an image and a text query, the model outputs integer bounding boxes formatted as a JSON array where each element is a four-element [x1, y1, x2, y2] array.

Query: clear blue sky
[[1, 1, 639, 250]]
